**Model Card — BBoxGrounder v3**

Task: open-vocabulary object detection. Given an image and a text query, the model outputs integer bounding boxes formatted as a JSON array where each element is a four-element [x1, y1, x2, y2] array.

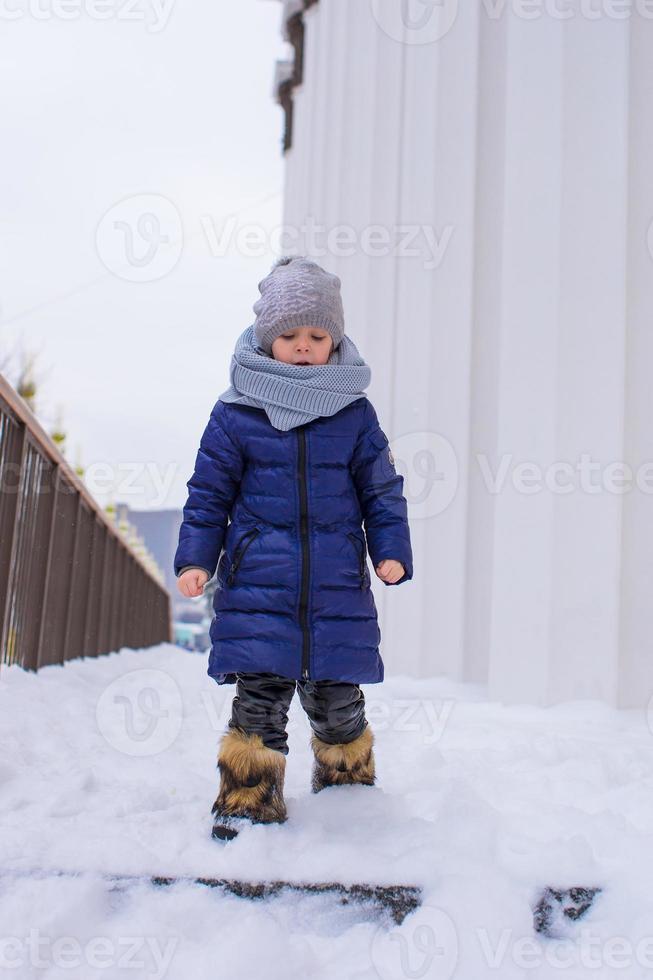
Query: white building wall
[[269, 0, 653, 708]]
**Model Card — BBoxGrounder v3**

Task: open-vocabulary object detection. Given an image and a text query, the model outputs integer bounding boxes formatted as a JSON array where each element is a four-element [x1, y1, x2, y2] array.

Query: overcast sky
[[0, 0, 288, 510]]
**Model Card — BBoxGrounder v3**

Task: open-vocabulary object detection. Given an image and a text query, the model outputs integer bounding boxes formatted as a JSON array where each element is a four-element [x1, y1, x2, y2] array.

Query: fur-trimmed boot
[[310, 724, 376, 793], [211, 728, 288, 841]]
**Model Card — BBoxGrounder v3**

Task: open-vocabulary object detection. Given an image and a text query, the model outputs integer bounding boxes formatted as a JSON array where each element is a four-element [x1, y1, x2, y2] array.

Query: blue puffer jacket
[[174, 396, 413, 686]]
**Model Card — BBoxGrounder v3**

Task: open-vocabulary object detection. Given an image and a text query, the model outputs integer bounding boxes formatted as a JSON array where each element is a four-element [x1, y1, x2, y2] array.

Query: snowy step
[[533, 886, 603, 938], [0, 869, 422, 927], [1, 869, 604, 935]]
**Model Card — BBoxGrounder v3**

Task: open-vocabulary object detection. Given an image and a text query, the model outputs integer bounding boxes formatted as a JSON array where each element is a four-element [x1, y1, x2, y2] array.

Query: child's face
[[271, 326, 333, 365]]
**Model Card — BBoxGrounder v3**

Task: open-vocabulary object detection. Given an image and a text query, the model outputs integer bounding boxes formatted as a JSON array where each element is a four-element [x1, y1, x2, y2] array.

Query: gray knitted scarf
[[218, 324, 371, 431]]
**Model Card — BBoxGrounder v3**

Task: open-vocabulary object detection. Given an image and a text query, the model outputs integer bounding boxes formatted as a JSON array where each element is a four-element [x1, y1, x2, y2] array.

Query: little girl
[[174, 255, 413, 841]]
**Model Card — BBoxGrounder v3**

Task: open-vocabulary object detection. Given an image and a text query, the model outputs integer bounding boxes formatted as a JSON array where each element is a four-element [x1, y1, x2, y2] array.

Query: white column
[[618, 13, 653, 708], [482, 11, 565, 706], [391, 2, 482, 682], [464, 9, 509, 688], [546, 10, 629, 705]]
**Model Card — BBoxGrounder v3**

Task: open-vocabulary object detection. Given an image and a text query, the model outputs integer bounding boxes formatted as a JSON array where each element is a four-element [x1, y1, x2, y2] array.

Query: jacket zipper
[[226, 528, 260, 586], [347, 532, 367, 588], [297, 427, 311, 680]]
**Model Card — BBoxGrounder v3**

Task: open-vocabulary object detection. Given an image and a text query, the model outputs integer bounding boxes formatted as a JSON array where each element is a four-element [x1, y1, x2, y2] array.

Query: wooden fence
[[0, 373, 171, 670]]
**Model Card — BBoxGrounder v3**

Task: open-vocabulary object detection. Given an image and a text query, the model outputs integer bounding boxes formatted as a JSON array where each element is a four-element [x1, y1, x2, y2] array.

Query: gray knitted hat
[[253, 255, 345, 355]]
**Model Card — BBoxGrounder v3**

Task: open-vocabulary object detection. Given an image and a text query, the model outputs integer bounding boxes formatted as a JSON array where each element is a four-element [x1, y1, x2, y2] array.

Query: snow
[[1, 644, 653, 978]]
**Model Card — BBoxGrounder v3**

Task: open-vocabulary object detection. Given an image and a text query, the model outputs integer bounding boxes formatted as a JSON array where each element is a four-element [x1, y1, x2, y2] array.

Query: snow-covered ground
[[1, 644, 653, 979]]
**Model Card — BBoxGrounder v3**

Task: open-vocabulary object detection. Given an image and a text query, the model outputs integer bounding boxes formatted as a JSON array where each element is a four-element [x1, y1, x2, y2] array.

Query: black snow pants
[[227, 671, 368, 756]]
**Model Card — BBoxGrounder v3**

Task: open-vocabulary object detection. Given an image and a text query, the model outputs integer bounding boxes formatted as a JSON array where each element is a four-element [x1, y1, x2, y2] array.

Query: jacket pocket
[[346, 531, 368, 589], [226, 527, 261, 586]]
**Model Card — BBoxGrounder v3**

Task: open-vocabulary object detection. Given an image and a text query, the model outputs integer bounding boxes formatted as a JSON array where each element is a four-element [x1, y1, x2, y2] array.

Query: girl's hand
[[177, 568, 209, 597], [375, 559, 405, 584]]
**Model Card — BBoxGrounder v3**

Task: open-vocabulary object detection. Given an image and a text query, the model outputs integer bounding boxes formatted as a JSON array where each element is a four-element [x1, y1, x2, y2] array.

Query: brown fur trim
[[211, 728, 287, 825], [310, 724, 376, 793]]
